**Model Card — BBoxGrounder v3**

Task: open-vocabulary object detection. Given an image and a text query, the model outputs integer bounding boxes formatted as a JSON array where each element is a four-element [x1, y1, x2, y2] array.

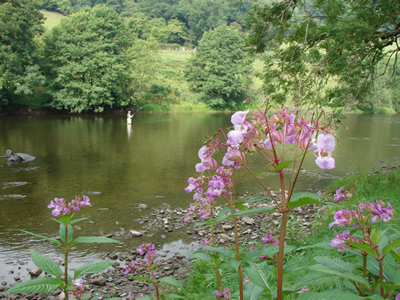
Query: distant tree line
[[0, 0, 253, 113], [1, 0, 399, 114], [39, 0, 252, 46]]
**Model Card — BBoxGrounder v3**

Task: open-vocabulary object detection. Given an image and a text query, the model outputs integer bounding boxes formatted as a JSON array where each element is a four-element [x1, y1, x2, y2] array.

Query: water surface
[[0, 112, 399, 282]]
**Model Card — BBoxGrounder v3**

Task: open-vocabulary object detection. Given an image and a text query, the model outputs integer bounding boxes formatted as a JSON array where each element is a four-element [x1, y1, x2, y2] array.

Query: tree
[[44, 6, 133, 112], [246, 0, 400, 111], [0, 0, 46, 110], [178, 0, 252, 45], [185, 25, 253, 108]]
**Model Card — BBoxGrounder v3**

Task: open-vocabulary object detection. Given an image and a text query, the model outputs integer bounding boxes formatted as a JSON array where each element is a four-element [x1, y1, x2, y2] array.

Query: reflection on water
[[0, 112, 399, 282]]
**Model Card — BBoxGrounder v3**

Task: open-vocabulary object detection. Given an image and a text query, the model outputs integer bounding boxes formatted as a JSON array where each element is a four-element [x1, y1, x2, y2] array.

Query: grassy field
[[41, 10, 68, 30]]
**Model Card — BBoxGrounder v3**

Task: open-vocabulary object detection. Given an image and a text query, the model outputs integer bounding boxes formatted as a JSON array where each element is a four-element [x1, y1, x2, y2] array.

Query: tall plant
[[4, 195, 120, 300], [184, 100, 339, 299]]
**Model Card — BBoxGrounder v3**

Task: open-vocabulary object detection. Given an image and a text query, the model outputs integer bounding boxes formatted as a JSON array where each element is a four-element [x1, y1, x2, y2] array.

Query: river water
[[0, 112, 399, 283]]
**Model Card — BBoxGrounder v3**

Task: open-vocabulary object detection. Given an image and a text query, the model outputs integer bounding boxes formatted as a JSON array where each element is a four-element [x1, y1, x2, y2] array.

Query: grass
[[41, 10, 68, 30], [177, 167, 400, 298]]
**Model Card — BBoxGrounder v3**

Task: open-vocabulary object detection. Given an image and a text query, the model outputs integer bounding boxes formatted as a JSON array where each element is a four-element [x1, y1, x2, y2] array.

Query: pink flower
[[195, 146, 218, 172], [226, 110, 256, 146], [314, 133, 336, 169], [222, 147, 245, 168], [334, 187, 347, 202], [329, 209, 355, 229], [329, 230, 351, 253], [47, 195, 91, 217]]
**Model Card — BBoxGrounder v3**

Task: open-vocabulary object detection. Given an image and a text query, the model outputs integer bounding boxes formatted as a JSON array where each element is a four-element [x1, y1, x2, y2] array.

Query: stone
[[90, 276, 107, 286], [243, 217, 254, 225], [130, 230, 143, 237]]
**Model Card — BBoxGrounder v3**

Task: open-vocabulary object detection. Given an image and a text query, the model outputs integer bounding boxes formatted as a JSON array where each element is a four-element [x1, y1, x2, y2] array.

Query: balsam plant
[[4, 195, 120, 300], [184, 100, 340, 299], [298, 187, 400, 299]]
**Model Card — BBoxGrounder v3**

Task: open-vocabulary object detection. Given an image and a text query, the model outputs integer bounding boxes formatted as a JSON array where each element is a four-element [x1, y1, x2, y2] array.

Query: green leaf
[[345, 240, 377, 258], [74, 262, 114, 280], [165, 293, 186, 299], [245, 261, 276, 292], [228, 207, 276, 218], [21, 230, 61, 247], [297, 290, 364, 300], [70, 217, 88, 224], [308, 265, 370, 288], [31, 251, 63, 279], [187, 250, 213, 262], [159, 277, 184, 289], [60, 223, 73, 244], [245, 196, 268, 203], [243, 282, 264, 300], [275, 160, 294, 171], [390, 250, 400, 264], [71, 236, 120, 246], [246, 246, 295, 260], [4, 277, 60, 294], [201, 246, 236, 259], [132, 276, 154, 283], [383, 238, 400, 256], [313, 256, 354, 272], [287, 192, 321, 209]]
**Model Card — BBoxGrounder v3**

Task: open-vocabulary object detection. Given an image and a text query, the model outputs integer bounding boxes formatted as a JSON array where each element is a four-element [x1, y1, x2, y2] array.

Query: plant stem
[[277, 170, 287, 300], [234, 216, 244, 300], [64, 224, 69, 300], [151, 270, 160, 300]]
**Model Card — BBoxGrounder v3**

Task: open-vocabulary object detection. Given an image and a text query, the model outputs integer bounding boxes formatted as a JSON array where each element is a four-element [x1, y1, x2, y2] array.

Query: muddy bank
[[1, 191, 322, 300]]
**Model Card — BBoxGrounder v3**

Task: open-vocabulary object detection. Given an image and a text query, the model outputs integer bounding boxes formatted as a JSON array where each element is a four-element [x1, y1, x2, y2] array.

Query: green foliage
[[246, 0, 400, 110], [0, 0, 46, 110], [185, 25, 253, 108], [44, 6, 133, 112]]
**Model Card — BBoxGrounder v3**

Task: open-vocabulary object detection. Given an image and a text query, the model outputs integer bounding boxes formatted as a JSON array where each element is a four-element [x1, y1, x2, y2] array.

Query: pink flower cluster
[[329, 198, 394, 252], [47, 195, 91, 217], [184, 167, 233, 222], [124, 243, 158, 276], [215, 287, 231, 299], [192, 107, 338, 180]]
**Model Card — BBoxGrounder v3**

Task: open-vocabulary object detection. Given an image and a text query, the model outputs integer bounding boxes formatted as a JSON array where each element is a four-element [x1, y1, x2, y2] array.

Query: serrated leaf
[[21, 230, 61, 247], [308, 265, 370, 287], [74, 262, 114, 279], [287, 192, 321, 209], [201, 246, 236, 259], [4, 277, 60, 294], [70, 217, 88, 224], [245, 262, 276, 292], [275, 160, 294, 171], [187, 250, 213, 262], [246, 246, 295, 260], [314, 256, 354, 272], [71, 236, 120, 246], [159, 277, 184, 289], [297, 290, 364, 300], [31, 251, 62, 278], [295, 271, 335, 289], [132, 276, 154, 283], [165, 293, 186, 299], [245, 196, 268, 203], [345, 240, 377, 258], [243, 282, 264, 300], [383, 238, 400, 256]]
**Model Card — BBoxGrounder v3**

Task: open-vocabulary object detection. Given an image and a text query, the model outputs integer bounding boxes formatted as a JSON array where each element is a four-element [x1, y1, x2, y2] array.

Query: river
[[0, 112, 399, 283]]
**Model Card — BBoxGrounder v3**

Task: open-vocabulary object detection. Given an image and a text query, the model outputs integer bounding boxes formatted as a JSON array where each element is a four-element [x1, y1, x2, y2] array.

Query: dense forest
[[1, 0, 399, 114]]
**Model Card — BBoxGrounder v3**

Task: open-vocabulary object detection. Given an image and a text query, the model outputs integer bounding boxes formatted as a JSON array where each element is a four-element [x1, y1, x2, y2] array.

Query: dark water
[[0, 112, 399, 282]]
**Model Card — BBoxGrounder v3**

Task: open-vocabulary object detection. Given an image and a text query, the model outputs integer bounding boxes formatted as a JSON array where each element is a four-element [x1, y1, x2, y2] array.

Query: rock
[[138, 204, 149, 209], [90, 276, 107, 286], [130, 230, 143, 237], [222, 225, 233, 230], [28, 268, 43, 277], [243, 217, 254, 225]]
